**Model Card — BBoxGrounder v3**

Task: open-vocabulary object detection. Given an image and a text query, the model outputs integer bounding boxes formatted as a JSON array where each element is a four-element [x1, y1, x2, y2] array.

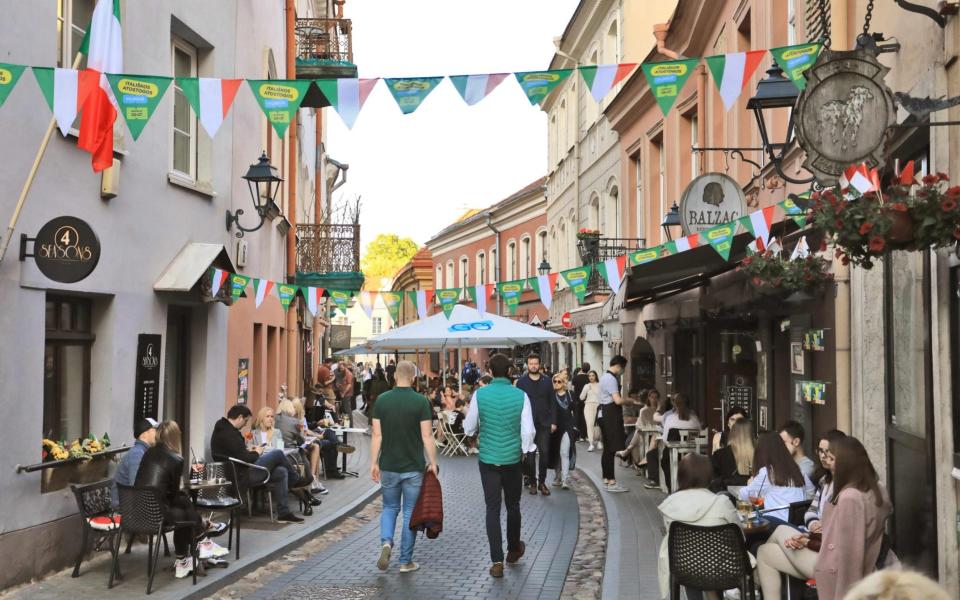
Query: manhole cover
[[267, 585, 379, 600]]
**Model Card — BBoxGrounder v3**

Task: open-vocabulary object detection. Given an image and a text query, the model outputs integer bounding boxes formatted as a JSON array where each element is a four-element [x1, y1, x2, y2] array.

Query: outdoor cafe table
[[186, 479, 232, 504], [664, 440, 700, 493], [329, 426, 368, 478]]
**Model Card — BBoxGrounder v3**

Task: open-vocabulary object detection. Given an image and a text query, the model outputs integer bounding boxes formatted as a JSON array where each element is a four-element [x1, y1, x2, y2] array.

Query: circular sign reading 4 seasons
[[679, 173, 747, 236], [33, 216, 101, 283]]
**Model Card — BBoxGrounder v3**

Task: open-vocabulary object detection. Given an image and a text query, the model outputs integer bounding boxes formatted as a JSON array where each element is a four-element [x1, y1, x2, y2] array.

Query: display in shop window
[[790, 342, 805, 375]]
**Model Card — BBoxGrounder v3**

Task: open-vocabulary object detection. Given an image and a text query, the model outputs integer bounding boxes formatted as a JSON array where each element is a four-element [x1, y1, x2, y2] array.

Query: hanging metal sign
[[20, 216, 101, 283], [679, 173, 747, 236], [794, 48, 896, 185]]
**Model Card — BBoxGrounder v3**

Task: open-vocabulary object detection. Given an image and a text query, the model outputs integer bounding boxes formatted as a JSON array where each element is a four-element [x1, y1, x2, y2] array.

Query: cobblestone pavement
[[559, 472, 606, 600], [245, 455, 583, 600]]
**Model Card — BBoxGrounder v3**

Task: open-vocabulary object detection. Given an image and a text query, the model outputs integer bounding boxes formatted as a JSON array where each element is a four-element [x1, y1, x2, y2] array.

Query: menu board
[[238, 358, 249, 404], [726, 385, 753, 413], [134, 334, 162, 422]]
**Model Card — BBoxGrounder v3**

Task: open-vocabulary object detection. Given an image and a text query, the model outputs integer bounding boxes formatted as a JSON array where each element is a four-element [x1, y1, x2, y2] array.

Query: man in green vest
[[464, 353, 536, 578]]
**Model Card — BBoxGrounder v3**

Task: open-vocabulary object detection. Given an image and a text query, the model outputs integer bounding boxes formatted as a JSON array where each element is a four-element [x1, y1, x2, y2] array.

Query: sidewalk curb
[[575, 466, 621, 600], [180, 482, 381, 600]]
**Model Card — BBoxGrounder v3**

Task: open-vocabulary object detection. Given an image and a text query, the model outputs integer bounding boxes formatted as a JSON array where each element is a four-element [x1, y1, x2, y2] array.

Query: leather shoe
[[506, 541, 526, 564], [329, 471, 346, 480], [538, 483, 551, 496], [528, 484, 538, 495], [489, 562, 504, 578], [302, 504, 313, 516], [308, 496, 322, 507]]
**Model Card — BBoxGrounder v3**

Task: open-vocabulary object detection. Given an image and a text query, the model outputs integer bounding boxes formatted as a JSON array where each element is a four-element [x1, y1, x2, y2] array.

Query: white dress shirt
[[464, 390, 537, 454]]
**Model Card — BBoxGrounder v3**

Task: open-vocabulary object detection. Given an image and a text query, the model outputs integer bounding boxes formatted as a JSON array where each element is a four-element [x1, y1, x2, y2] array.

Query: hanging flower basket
[[576, 230, 601, 264], [808, 173, 959, 269], [738, 252, 834, 293]]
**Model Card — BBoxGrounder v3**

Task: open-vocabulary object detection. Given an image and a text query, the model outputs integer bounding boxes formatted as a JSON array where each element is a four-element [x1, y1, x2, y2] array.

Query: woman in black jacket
[[549, 374, 578, 489]]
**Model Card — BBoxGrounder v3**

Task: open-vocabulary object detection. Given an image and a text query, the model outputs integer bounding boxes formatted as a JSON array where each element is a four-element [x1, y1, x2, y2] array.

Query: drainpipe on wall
[[285, 0, 300, 395], [313, 110, 323, 381], [485, 212, 502, 315], [652, 23, 684, 60]]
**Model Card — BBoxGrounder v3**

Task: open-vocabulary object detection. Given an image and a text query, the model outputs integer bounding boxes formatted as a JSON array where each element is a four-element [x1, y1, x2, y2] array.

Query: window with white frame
[[521, 237, 531, 279], [607, 185, 621, 238], [605, 20, 620, 64], [435, 264, 443, 288], [58, 0, 93, 69], [371, 317, 383, 335], [787, 0, 798, 45], [489, 248, 497, 284], [635, 154, 644, 241], [691, 114, 699, 178], [171, 38, 198, 179], [477, 252, 485, 286], [460, 257, 469, 289], [446, 261, 455, 290], [507, 242, 516, 280], [537, 230, 548, 266]]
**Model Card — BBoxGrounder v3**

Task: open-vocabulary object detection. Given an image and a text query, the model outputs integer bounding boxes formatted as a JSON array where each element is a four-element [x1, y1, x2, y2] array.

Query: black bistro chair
[[69, 480, 122, 579], [668, 522, 756, 600], [112, 484, 199, 594], [193, 461, 243, 559], [221, 456, 275, 519]]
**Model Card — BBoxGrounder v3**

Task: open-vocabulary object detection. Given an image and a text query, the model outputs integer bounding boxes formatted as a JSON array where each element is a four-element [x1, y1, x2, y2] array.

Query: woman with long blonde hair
[[251, 406, 285, 451], [711, 419, 754, 488]]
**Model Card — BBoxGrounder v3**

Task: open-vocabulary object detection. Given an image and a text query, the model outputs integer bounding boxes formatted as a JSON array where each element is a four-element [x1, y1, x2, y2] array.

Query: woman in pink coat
[[814, 436, 891, 600]]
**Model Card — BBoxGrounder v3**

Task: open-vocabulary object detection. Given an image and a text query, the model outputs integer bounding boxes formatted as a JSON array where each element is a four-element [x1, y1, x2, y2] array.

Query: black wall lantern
[[226, 152, 283, 237], [538, 257, 551, 276], [660, 201, 682, 241], [746, 64, 814, 185]]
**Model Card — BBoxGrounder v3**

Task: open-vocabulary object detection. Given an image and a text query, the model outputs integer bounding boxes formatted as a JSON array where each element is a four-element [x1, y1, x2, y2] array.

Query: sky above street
[[327, 0, 581, 252]]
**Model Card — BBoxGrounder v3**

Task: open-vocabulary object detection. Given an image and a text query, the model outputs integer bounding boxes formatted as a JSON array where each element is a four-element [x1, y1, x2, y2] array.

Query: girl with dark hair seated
[[738, 432, 815, 528]]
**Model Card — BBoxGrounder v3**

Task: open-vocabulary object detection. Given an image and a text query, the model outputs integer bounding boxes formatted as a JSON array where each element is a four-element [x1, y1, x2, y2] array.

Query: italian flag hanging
[[229, 273, 250, 302], [703, 51, 766, 110], [178, 78, 243, 138], [739, 205, 776, 247], [315, 78, 379, 129], [381, 291, 403, 324], [210, 268, 229, 297], [466, 284, 494, 314], [449, 73, 509, 106], [78, 0, 123, 173], [596, 256, 627, 291], [358, 290, 378, 319], [408, 290, 435, 320], [303, 286, 325, 317], [435, 288, 461, 319], [528, 273, 558, 310], [666, 233, 701, 255], [579, 64, 636, 103], [32, 68, 99, 136], [253, 278, 274, 308]]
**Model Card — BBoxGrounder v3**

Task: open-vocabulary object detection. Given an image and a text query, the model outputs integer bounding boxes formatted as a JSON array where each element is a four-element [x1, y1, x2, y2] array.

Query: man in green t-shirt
[[370, 360, 438, 574]]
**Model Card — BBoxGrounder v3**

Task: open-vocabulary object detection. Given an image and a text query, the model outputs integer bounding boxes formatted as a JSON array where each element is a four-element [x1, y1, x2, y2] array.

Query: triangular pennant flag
[[739, 206, 776, 247], [247, 79, 313, 137], [381, 291, 404, 324], [579, 63, 636, 103], [105, 74, 172, 140], [897, 160, 916, 186], [210, 268, 229, 297], [781, 197, 807, 227], [704, 51, 766, 110], [466, 284, 494, 314], [839, 163, 879, 195], [329, 290, 353, 316], [528, 273, 559, 310], [384, 77, 443, 114], [746, 237, 766, 255], [703, 223, 736, 261], [596, 256, 627, 291], [629, 246, 665, 267], [767, 236, 783, 257], [496, 280, 526, 315], [358, 290, 378, 319], [641, 59, 699, 115], [302, 286, 325, 316], [435, 288, 462, 319], [406, 290, 436, 320], [665, 232, 701, 255], [0, 63, 26, 107], [229, 273, 251, 301], [514, 69, 573, 105], [177, 77, 242, 138], [560, 265, 593, 304], [276, 283, 299, 311], [253, 278, 274, 308], [32, 67, 99, 136], [315, 78, 379, 129], [769, 42, 822, 91], [449, 73, 509, 106], [790, 236, 811, 261]]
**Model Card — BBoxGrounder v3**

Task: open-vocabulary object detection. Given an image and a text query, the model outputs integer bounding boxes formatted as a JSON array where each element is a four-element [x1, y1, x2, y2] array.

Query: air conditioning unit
[[100, 158, 120, 199], [236, 239, 249, 268]]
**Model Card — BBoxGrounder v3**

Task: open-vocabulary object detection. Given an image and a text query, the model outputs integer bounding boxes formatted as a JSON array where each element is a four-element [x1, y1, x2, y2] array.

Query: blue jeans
[[254, 449, 290, 515], [379, 471, 423, 564]]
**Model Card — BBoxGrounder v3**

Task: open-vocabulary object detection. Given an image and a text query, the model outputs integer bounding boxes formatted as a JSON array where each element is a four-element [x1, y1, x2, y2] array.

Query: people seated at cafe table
[[210, 404, 305, 524], [111, 417, 158, 508], [711, 407, 748, 454], [710, 419, 755, 491], [778, 420, 817, 487], [645, 393, 701, 491], [738, 432, 816, 530], [278, 397, 344, 486], [136, 420, 228, 578]]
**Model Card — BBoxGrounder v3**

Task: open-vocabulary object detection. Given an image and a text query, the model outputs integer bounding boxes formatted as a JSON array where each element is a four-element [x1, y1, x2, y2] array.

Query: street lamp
[[226, 152, 283, 237], [660, 201, 682, 241], [538, 257, 551, 276], [746, 64, 814, 185]]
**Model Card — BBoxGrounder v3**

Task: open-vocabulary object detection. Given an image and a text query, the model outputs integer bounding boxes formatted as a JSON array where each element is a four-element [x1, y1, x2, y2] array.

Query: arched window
[[605, 20, 619, 64], [521, 237, 531, 279], [559, 100, 567, 154], [435, 264, 443, 288], [446, 261, 454, 290], [589, 193, 601, 231], [606, 182, 621, 238], [558, 220, 567, 269], [489, 247, 497, 284], [476, 252, 485, 286], [460, 256, 469, 289], [506, 241, 517, 280]]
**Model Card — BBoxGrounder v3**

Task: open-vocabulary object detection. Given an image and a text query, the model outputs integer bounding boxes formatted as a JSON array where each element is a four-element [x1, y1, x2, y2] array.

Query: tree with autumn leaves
[[360, 233, 419, 289]]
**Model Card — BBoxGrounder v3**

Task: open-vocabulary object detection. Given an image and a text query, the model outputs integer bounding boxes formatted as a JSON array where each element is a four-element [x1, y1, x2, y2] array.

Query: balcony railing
[[577, 236, 646, 294], [297, 223, 360, 274], [295, 18, 357, 79]]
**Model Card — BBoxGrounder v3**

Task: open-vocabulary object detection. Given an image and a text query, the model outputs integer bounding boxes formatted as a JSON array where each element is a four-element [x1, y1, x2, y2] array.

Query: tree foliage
[[361, 233, 419, 288]]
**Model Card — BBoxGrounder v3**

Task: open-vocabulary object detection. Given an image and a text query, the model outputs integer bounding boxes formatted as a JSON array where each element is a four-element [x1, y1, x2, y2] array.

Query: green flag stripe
[[32, 67, 56, 111], [703, 55, 726, 92], [0, 63, 26, 107]]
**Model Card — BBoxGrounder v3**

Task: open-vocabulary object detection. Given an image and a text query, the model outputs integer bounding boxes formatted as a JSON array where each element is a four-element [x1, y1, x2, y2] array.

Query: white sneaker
[[587, 444, 594, 452], [561, 480, 570, 490], [399, 561, 420, 573], [198, 539, 229, 559], [723, 590, 741, 600], [597, 442, 603, 450], [173, 556, 193, 579], [606, 483, 629, 493], [377, 543, 392, 571]]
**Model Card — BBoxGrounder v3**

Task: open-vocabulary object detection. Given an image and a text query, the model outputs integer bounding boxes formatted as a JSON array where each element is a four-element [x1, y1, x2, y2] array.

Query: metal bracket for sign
[[18, 234, 35, 261], [690, 147, 764, 188], [893, 0, 949, 27]]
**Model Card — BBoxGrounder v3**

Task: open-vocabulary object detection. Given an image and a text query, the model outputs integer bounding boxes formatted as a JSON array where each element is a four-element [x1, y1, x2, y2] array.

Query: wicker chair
[[667, 522, 756, 600], [112, 484, 199, 594], [193, 462, 243, 560], [69, 480, 122, 579]]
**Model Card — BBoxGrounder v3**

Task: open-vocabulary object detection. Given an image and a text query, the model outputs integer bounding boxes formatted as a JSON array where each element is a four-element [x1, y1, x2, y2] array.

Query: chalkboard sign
[[726, 385, 753, 413], [134, 334, 162, 423]]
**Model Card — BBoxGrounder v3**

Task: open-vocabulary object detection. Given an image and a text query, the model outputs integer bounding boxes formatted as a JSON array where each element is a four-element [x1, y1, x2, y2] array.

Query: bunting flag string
[[357, 290, 378, 319], [642, 58, 699, 116], [229, 273, 251, 302], [247, 79, 312, 137], [496, 279, 526, 315], [210, 268, 229, 297], [303, 286, 325, 316], [277, 283, 299, 311], [559, 266, 592, 304], [514, 69, 573, 106], [528, 273, 559, 310], [435, 288, 461, 318], [596, 255, 627, 292], [32, 67, 99, 136], [381, 291, 404, 325], [579, 63, 636, 103], [329, 289, 353, 315], [315, 77, 379, 129], [106, 74, 172, 140], [408, 289, 436, 320], [466, 283, 494, 315], [253, 278, 274, 308], [449, 73, 509, 106], [703, 223, 736, 261], [769, 42, 821, 91], [739, 205, 776, 247], [0, 63, 26, 107], [703, 50, 766, 110], [385, 77, 443, 114], [178, 77, 243, 138]]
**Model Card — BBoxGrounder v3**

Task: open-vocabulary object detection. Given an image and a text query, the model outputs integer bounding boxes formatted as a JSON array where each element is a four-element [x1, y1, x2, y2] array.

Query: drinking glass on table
[[749, 495, 765, 525], [736, 500, 752, 523]]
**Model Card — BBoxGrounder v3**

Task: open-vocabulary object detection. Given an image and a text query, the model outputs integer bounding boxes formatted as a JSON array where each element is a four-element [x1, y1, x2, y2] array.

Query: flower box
[[41, 454, 111, 493], [739, 252, 834, 293]]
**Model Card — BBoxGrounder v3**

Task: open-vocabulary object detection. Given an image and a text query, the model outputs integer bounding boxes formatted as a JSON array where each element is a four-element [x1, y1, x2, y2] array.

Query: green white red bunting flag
[[739, 205, 776, 246], [210, 268, 229, 297], [303, 286, 325, 316], [329, 290, 352, 316], [449, 73, 509, 106], [0, 63, 26, 107], [702, 223, 736, 260], [496, 279, 525, 315], [407, 289, 436, 320], [381, 291, 404, 324], [579, 64, 636, 102], [229, 273, 250, 301], [769, 42, 822, 91], [596, 256, 627, 291], [384, 77, 443, 114], [435, 288, 461, 318], [703, 50, 766, 110], [32, 68, 99, 136], [629, 245, 669, 267], [642, 59, 699, 116], [358, 290, 377, 319], [514, 69, 573, 105], [177, 77, 243, 138], [781, 196, 808, 227], [277, 283, 299, 311], [315, 78, 379, 129], [247, 79, 312, 137], [560, 265, 592, 304], [106, 74, 172, 140], [665, 233, 700, 255], [528, 273, 558, 310], [466, 284, 494, 314], [253, 278, 274, 308]]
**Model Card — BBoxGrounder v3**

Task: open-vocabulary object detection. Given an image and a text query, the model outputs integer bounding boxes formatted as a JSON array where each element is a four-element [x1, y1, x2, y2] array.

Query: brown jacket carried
[[408, 469, 443, 539]]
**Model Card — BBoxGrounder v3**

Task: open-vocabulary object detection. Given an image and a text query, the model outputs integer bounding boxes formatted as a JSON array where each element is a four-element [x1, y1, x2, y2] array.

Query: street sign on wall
[[679, 173, 747, 236]]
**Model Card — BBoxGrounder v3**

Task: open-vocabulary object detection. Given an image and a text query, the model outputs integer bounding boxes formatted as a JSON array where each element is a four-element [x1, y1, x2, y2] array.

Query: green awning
[[295, 271, 365, 292]]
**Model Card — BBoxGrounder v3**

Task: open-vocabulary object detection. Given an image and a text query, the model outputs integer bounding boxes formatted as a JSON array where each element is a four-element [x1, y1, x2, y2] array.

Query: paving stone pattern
[[559, 472, 606, 600], [248, 456, 581, 600]]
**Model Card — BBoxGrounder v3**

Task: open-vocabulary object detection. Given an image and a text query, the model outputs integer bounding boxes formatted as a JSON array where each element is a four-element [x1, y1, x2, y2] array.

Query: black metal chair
[[195, 461, 243, 559], [112, 484, 199, 594], [787, 500, 812, 526], [69, 480, 122, 579], [223, 456, 276, 519], [668, 522, 756, 600]]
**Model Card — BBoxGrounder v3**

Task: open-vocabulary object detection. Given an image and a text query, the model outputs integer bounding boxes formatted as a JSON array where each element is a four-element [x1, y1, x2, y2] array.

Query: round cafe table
[[186, 479, 232, 504]]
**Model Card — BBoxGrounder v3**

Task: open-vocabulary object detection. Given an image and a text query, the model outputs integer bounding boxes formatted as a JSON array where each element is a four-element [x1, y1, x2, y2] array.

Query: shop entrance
[[163, 306, 191, 456], [629, 337, 656, 393]]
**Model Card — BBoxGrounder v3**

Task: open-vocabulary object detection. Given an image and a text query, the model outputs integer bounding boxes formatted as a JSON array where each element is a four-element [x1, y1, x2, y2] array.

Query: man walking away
[[464, 353, 536, 578], [370, 361, 438, 574], [572, 363, 590, 441], [599, 356, 629, 493], [516, 354, 555, 496]]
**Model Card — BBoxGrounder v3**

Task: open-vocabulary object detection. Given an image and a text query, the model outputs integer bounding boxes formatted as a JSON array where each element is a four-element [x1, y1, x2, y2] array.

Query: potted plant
[[40, 433, 113, 493], [739, 251, 834, 294], [808, 171, 959, 268], [576, 228, 601, 264]]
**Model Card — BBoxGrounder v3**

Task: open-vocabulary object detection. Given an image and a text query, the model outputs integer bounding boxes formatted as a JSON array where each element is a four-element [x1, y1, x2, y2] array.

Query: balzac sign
[[679, 173, 748, 236], [20, 216, 101, 283]]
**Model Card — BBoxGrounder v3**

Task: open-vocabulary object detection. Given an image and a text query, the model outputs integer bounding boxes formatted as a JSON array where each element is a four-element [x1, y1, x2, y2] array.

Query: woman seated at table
[[711, 407, 748, 454], [756, 436, 891, 600], [738, 432, 814, 526], [135, 420, 228, 578], [657, 454, 741, 600], [646, 394, 701, 491], [251, 407, 286, 451], [274, 401, 324, 504], [285, 398, 344, 484], [652, 392, 674, 424], [804, 429, 847, 533], [711, 419, 755, 490], [615, 389, 655, 468]]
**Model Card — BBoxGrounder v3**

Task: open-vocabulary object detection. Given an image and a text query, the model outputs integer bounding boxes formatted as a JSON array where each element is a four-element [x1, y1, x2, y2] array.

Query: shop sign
[[794, 48, 896, 185], [24, 216, 101, 283], [679, 173, 747, 236], [330, 324, 351, 350], [134, 334, 162, 423]]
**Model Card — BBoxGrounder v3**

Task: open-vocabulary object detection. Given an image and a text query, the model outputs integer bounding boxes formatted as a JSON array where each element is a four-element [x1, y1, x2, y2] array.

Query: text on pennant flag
[[384, 77, 443, 114]]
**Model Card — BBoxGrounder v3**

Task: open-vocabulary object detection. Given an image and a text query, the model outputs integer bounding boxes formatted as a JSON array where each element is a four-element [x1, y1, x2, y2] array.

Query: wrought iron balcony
[[295, 18, 357, 79], [296, 223, 360, 274], [577, 236, 646, 294]]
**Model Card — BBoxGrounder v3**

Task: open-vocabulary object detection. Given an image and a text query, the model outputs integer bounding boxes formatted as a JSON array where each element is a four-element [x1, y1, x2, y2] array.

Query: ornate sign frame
[[679, 172, 747, 236]]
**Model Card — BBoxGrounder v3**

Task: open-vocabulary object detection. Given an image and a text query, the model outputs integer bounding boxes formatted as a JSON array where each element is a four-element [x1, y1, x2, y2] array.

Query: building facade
[[388, 247, 434, 373]]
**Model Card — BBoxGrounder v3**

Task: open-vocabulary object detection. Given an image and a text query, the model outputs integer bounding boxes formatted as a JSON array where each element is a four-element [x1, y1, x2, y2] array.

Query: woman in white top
[[251, 407, 286, 451], [660, 393, 701, 442], [739, 432, 815, 525], [579, 371, 602, 451]]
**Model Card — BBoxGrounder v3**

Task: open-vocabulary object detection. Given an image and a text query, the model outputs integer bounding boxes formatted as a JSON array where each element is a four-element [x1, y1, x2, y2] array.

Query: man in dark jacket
[[210, 405, 303, 523], [516, 354, 555, 496], [571, 363, 591, 440]]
